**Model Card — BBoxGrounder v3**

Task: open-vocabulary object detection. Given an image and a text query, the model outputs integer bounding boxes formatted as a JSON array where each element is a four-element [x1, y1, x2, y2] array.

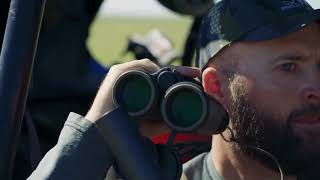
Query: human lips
[[293, 115, 320, 125], [291, 114, 320, 135], [290, 114, 320, 148]]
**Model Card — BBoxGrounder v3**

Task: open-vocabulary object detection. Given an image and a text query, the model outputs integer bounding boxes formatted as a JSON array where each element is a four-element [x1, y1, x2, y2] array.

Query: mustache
[[288, 104, 320, 124]]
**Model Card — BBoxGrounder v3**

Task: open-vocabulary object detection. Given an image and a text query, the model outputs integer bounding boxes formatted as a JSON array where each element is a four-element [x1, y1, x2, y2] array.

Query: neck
[[211, 135, 296, 180]]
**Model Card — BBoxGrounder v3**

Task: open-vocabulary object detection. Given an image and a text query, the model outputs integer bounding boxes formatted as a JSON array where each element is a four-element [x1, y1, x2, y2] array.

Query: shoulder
[[182, 152, 209, 179]]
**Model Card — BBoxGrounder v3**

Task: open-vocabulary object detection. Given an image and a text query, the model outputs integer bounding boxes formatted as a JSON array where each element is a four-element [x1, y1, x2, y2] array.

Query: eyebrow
[[272, 54, 306, 63]]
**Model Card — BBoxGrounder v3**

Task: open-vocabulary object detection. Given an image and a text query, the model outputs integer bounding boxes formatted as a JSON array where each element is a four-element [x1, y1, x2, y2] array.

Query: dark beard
[[229, 84, 320, 176]]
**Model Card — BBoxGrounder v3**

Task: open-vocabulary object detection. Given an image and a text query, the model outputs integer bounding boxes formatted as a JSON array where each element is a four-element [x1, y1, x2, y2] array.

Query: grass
[[87, 17, 192, 66]]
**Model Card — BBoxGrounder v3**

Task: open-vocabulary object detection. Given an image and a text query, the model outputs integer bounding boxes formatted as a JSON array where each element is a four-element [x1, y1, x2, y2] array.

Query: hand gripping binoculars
[[112, 67, 229, 134]]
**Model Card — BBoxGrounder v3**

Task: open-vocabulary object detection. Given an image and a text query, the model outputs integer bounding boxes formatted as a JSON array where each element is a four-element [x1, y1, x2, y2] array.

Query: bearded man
[[28, 0, 320, 179]]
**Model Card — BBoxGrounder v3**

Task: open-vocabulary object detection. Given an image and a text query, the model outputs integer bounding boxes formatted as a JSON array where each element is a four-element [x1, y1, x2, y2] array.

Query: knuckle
[[108, 66, 117, 74], [141, 58, 153, 64], [109, 64, 119, 71]]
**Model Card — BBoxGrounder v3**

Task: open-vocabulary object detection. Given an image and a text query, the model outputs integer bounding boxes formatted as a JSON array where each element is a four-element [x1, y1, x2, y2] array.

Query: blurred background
[[88, 0, 320, 66], [88, 0, 192, 66]]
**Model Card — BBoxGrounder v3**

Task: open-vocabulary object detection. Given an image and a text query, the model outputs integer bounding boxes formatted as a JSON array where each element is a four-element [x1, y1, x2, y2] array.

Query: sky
[[99, 0, 178, 18], [99, 0, 320, 18]]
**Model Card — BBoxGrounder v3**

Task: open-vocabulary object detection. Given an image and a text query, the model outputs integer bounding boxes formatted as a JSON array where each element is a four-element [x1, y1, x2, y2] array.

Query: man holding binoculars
[[29, 0, 320, 179]]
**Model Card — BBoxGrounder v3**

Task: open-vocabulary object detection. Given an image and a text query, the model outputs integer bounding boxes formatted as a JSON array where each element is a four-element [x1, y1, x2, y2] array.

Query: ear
[[202, 67, 226, 105]]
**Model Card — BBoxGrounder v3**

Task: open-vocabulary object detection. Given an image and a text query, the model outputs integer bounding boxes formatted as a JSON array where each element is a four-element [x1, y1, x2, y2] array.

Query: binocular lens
[[115, 74, 153, 114], [169, 90, 203, 127], [163, 83, 207, 131]]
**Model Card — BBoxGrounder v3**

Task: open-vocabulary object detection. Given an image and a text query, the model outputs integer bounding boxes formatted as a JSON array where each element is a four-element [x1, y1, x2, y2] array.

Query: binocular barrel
[[112, 68, 229, 135], [113, 70, 159, 117]]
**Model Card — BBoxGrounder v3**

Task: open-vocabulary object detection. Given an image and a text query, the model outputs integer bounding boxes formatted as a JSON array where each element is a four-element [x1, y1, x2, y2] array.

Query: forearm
[[28, 113, 113, 180]]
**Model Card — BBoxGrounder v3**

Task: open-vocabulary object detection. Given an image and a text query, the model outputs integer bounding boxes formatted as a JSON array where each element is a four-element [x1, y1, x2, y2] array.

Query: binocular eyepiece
[[112, 67, 229, 134]]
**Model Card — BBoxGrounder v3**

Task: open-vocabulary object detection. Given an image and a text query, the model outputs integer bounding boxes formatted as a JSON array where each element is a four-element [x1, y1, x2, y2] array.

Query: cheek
[[248, 75, 297, 119], [225, 73, 298, 123]]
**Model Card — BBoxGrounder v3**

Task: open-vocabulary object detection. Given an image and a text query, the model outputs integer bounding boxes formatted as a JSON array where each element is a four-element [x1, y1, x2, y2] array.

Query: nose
[[301, 86, 320, 106]]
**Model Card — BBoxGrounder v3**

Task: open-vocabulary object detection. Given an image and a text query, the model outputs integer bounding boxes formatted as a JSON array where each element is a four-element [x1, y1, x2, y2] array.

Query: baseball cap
[[196, 0, 320, 69]]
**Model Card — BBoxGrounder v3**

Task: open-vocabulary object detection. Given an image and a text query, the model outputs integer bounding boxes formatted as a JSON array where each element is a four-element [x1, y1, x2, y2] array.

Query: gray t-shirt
[[183, 152, 224, 180], [28, 113, 224, 180]]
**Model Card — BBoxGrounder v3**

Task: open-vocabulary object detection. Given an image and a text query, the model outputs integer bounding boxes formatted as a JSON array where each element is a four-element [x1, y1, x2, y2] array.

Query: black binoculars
[[112, 67, 229, 134]]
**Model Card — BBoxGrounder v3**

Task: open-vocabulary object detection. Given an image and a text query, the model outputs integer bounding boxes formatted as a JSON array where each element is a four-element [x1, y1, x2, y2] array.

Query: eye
[[279, 63, 298, 73]]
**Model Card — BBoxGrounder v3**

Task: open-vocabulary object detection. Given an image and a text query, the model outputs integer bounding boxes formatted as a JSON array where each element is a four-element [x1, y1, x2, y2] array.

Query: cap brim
[[242, 9, 320, 41]]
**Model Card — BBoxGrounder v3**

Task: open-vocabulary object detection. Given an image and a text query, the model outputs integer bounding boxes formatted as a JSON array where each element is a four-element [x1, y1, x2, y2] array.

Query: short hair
[[204, 43, 238, 79]]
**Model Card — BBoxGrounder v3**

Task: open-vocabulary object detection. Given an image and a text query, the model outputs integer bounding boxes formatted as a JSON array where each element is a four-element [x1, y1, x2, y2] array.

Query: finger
[[118, 59, 160, 73], [175, 66, 201, 78]]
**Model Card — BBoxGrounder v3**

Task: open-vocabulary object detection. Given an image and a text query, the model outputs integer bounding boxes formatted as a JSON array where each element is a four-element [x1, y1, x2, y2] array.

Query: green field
[[87, 17, 192, 66]]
